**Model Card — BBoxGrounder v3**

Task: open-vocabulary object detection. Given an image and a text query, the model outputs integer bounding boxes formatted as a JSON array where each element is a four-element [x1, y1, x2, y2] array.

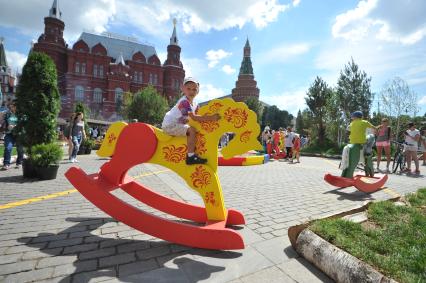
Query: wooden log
[[295, 229, 398, 283]]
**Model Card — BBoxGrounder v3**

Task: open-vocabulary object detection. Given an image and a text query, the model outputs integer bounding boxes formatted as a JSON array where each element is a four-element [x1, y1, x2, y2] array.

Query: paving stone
[[21, 247, 63, 260], [278, 257, 333, 283], [136, 246, 170, 260], [72, 268, 117, 283], [117, 266, 188, 283], [0, 252, 22, 264], [63, 243, 98, 254], [79, 247, 116, 260], [47, 238, 83, 248], [240, 266, 296, 283], [3, 267, 54, 283], [252, 236, 298, 265], [99, 252, 136, 268], [4, 242, 46, 254], [118, 258, 159, 277], [52, 259, 97, 277], [116, 241, 150, 254], [0, 260, 36, 275], [37, 255, 78, 268]]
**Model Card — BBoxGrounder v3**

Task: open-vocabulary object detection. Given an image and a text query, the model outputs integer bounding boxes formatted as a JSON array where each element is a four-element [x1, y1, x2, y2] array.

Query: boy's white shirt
[[162, 96, 198, 128]]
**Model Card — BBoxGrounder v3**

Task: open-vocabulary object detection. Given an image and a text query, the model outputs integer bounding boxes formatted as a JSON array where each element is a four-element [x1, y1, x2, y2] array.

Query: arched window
[[93, 64, 98, 77], [74, 85, 84, 101], [134, 71, 138, 82], [81, 63, 86, 74], [75, 62, 80, 73], [93, 88, 102, 103], [99, 65, 104, 78], [149, 73, 153, 84], [139, 72, 143, 83]]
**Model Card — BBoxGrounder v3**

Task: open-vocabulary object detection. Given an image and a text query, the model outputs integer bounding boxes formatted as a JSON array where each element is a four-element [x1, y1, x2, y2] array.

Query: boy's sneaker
[[15, 164, 22, 169], [186, 154, 207, 165]]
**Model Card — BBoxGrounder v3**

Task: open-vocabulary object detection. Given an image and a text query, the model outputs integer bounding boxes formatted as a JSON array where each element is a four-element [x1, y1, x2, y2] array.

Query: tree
[[295, 110, 305, 135], [245, 97, 263, 123], [381, 77, 419, 137], [262, 105, 293, 130], [336, 58, 373, 120], [16, 52, 60, 153], [125, 85, 168, 126], [305, 77, 332, 146]]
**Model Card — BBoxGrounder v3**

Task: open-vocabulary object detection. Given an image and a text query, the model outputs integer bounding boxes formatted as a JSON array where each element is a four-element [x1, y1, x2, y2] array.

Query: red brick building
[[33, 0, 185, 121]]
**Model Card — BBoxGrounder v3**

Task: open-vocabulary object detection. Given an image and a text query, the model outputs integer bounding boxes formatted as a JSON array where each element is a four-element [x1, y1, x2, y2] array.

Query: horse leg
[[100, 123, 158, 185]]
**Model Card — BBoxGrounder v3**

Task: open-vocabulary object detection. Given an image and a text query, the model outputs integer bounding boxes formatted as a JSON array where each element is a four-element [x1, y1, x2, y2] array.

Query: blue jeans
[[71, 135, 82, 159], [3, 133, 24, 166]]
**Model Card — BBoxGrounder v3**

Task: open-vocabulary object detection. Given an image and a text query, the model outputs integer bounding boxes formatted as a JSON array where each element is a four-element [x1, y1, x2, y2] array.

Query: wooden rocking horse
[[65, 98, 262, 250]]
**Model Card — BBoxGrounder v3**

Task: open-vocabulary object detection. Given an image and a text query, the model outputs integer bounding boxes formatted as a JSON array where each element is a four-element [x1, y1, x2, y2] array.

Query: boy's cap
[[351, 111, 363, 118], [408, 122, 415, 127], [183, 77, 199, 85]]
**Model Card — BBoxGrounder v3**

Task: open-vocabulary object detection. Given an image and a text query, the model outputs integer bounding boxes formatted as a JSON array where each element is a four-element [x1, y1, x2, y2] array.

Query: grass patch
[[0, 145, 17, 157], [310, 188, 426, 283]]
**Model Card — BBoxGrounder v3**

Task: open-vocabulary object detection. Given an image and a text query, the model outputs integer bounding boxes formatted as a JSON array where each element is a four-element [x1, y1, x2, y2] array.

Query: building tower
[[33, 0, 67, 92], [0, 38, 16, 104], [231, 38, 259, 102], [163, 18, 185, 101]]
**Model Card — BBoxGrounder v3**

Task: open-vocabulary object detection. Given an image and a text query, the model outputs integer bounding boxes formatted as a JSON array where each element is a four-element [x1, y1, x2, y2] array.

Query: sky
[[0, 0, 425, 116]]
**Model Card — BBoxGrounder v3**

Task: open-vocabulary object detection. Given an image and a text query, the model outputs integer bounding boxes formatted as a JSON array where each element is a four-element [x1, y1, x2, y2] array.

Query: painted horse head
[[189, 98, 262, 159]]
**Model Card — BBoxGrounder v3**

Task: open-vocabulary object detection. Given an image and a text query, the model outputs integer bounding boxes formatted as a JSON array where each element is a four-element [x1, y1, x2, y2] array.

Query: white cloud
[[206, 49, 232, 68], [232, 36, 238, 41], [419, 95, 426, 105], [197, 84, 226, 102], [222, 64, 236, 75], [292, 0, 301, 7], [181, 56, 207, 78], [260, 43, 310, 63], [0, 0, 116, 42], [332, 0, 426, 45], [5, 50, 27, 74], [261, 89, 307, 115]]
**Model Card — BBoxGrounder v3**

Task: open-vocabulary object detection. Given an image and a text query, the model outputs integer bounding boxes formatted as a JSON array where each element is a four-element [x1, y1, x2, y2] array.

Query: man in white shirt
[[404, 122, 420, 174]]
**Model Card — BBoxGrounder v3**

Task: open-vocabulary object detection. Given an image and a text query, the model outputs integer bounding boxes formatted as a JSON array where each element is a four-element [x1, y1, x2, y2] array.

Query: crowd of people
[[260, 126, 309, 163]]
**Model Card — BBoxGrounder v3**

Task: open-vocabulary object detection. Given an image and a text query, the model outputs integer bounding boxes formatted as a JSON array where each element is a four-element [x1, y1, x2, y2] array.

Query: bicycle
[[391, 141, 407, 173]]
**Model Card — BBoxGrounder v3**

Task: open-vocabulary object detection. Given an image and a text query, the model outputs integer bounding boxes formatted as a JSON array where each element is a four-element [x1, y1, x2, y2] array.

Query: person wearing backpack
[[375, 118, 392, 173], [1, 101, 24, 170]]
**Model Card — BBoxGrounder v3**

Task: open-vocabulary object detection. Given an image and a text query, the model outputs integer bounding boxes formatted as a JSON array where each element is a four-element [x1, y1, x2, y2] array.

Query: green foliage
[[82, 138, 96, 149], [15, 52, 61, 153], [336, 58, 373, 120], [244, 97, 263, 124], [125, 85, 168, 126], [30, 143, 63, 167], [310, 189, 426, 283], [305, 76, 332, 146], [261, 105, 293, 130], [295, 110, 305, 135]]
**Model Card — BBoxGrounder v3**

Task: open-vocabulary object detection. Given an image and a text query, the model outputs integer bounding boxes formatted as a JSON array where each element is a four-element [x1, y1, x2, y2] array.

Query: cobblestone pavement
[[0, 153, 424, 283]]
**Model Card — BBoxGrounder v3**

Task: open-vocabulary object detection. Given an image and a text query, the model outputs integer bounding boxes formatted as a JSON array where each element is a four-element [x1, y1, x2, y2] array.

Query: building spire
[[170, 18, 179, 46], [0, 37, 8, 67], [239, 37, 253, 75], [49, 0, 62, 19]]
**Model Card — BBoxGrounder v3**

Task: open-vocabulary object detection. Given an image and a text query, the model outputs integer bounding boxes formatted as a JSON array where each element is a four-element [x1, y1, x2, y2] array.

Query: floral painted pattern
[[204, 191, 218, 207], [108, 133, 117, 144], [240, 130, 252, 143], [208, 102, 224, 113], [162, 144, 187, 163], [190, 165, 211, 189], [195, 133, 207, 155], [199, 120, 220, 133], [224, 107, 248, 128]]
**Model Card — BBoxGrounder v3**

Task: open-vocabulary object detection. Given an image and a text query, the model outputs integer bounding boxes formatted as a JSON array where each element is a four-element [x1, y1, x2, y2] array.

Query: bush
[[30, 143, 63, 167], [15, 52, 60, 154]]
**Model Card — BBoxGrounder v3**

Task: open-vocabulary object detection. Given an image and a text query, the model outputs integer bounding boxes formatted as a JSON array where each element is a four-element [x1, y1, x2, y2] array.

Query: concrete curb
[[288, 199, 399, 283]]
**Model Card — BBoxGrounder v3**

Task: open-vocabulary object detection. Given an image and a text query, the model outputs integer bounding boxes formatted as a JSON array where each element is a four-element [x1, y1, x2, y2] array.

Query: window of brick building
[[99, 65, 104, 78], [75, 62, 80, 73], [139, 72, 143, 83], [115, 88, 123, 103], [81, 63, 86, 74], [93, 88, 102, 103], [154, 74, 158, 85], [134, 71, 138, 82], [149, 73, 153, 84], [75, 85, 84, 101], [93, 64, 98, 77]]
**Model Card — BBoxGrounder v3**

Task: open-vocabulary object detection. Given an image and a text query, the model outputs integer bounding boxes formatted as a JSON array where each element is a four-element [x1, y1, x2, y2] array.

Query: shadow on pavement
[[323, 188, 375, 201], [17, 217, 240, 283], [0, 175, 38, 183]]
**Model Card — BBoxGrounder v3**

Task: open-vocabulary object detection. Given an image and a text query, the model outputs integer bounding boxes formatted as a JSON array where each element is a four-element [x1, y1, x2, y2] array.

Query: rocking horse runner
[[324, 111, 388, 193], [65, 98, 262, 250]]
